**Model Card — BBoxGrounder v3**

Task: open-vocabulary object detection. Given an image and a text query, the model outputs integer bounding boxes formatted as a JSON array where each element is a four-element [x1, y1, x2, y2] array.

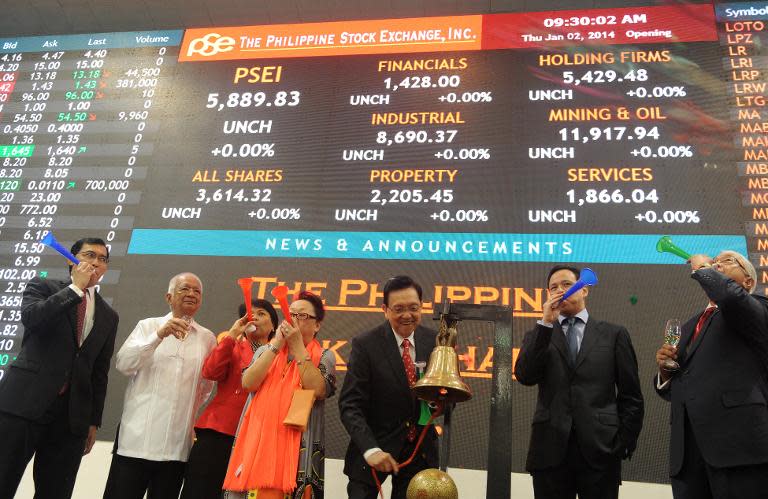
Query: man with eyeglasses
[[655, 251, 768, 499], [103, 272, 216, 499], [0, 237, 119, 499], [515, 265, 644, 499], [339, 275, 439, 499]]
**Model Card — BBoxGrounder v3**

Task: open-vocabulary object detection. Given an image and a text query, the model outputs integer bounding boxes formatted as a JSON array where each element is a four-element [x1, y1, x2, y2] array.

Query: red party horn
[[237, 277, 253, 321], [271, 285, 293, 325]]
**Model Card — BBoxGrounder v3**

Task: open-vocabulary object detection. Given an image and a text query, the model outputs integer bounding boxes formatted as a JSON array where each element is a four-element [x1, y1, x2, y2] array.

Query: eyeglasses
[[713, 257, 749, 276], [290, 312, 316, 321], [388, 304, 421, 315], [77, 251, 109, 264]]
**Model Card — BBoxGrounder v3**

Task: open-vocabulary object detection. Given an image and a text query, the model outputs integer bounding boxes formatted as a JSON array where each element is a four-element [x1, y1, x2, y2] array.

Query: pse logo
[[186, 33, 236, 57]]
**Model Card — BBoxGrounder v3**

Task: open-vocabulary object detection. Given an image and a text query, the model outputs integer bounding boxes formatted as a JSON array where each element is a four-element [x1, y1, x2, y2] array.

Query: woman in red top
[[180, 299, 279, 499]]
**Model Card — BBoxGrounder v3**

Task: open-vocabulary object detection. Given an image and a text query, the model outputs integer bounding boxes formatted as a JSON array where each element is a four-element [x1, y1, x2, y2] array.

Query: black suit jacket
[[655, 268, 768, 475], [515, 315, 644, 471], [0, 277, 119, 437], [339, 322, 439, 482]]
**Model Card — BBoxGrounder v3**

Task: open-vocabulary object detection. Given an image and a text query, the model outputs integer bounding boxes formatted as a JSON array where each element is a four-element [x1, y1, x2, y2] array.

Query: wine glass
[[179, 315, 192, 340], [171, 315, 192, 358], [662, 318, 681, 372]]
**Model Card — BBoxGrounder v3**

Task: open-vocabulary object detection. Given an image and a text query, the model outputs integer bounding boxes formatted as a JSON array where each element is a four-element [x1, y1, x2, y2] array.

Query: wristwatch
[[266, 343, 280, 355]]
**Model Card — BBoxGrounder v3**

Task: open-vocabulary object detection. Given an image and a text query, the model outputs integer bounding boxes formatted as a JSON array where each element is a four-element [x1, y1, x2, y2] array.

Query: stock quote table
[[0, 1, 765, 482]]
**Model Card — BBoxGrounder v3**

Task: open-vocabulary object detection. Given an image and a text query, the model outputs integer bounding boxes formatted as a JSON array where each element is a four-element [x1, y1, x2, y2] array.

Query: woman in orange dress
[[223, 291, 336, 499]]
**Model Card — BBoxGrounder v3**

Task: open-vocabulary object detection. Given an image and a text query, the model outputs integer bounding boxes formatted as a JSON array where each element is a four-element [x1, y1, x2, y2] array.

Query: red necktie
[[691, 307, 715, 343], [60, 292, 87, 394], [402, 339, 418, 442], [75, 292, 88, 346]]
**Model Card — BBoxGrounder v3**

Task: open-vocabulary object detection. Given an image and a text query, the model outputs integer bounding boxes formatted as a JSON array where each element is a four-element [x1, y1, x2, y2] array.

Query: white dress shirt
[[393, 327, 417, 366], [115, 313, 216, 461], [68, 283, 96, 345], [559, 309, 589, 352], [537, 308, 590, 350]]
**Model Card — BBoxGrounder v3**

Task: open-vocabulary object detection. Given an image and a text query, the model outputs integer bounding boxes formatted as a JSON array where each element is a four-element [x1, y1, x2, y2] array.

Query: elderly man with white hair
[[103, 272, 216, 499], [655, 251, 768, 499]]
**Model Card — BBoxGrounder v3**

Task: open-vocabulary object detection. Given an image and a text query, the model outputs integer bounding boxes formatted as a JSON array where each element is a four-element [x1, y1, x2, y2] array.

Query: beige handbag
[[283, 388, 315, 432]]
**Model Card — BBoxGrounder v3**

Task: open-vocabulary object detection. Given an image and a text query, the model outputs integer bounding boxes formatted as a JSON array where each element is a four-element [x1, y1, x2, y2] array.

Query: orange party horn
[[237, 277, 253, 321], [271, 285, 293, 325]]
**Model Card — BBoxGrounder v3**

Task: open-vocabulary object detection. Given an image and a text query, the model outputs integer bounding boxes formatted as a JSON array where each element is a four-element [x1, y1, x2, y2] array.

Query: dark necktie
[[565, 317, 579, 364], [76, 292, 88, 347], [402, 338, 418, 442], [691, 307, 715, 343]]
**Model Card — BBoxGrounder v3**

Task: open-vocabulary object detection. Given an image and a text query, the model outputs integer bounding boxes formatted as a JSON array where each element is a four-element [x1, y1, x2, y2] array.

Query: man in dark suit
[[515, 265, 644, 499], [0, 237, 119, 499], [339, 275, 438, 499], [655, 251, 768, 499]]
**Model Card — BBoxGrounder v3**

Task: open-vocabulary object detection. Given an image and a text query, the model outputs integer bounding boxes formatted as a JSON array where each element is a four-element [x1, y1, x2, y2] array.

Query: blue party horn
[[560, 267, 598, 303], [41, 232, 80, 265]]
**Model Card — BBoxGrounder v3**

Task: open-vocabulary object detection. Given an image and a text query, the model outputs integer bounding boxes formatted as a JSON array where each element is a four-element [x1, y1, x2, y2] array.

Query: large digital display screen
[[0, 1, 765, 483]]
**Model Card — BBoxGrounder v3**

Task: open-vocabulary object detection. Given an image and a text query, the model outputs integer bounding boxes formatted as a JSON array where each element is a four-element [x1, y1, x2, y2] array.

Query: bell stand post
[[431, 301, 513, 499]]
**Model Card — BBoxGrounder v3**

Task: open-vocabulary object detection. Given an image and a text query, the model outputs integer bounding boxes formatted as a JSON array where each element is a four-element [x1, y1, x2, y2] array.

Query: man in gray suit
[[0, 237, 119, 499], [515, 265, 644, 499]]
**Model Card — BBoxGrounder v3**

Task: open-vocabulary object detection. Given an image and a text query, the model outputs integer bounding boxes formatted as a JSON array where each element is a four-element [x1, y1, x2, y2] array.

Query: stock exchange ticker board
[[0, 1, 766, 483]]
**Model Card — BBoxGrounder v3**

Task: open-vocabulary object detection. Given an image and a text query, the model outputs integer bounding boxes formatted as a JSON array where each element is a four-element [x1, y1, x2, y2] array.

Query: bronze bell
[[412, 319, 472, 403]]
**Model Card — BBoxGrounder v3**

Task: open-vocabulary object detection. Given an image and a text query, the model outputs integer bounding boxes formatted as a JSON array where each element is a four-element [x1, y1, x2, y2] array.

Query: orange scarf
[[223, 340, 322, 493]]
